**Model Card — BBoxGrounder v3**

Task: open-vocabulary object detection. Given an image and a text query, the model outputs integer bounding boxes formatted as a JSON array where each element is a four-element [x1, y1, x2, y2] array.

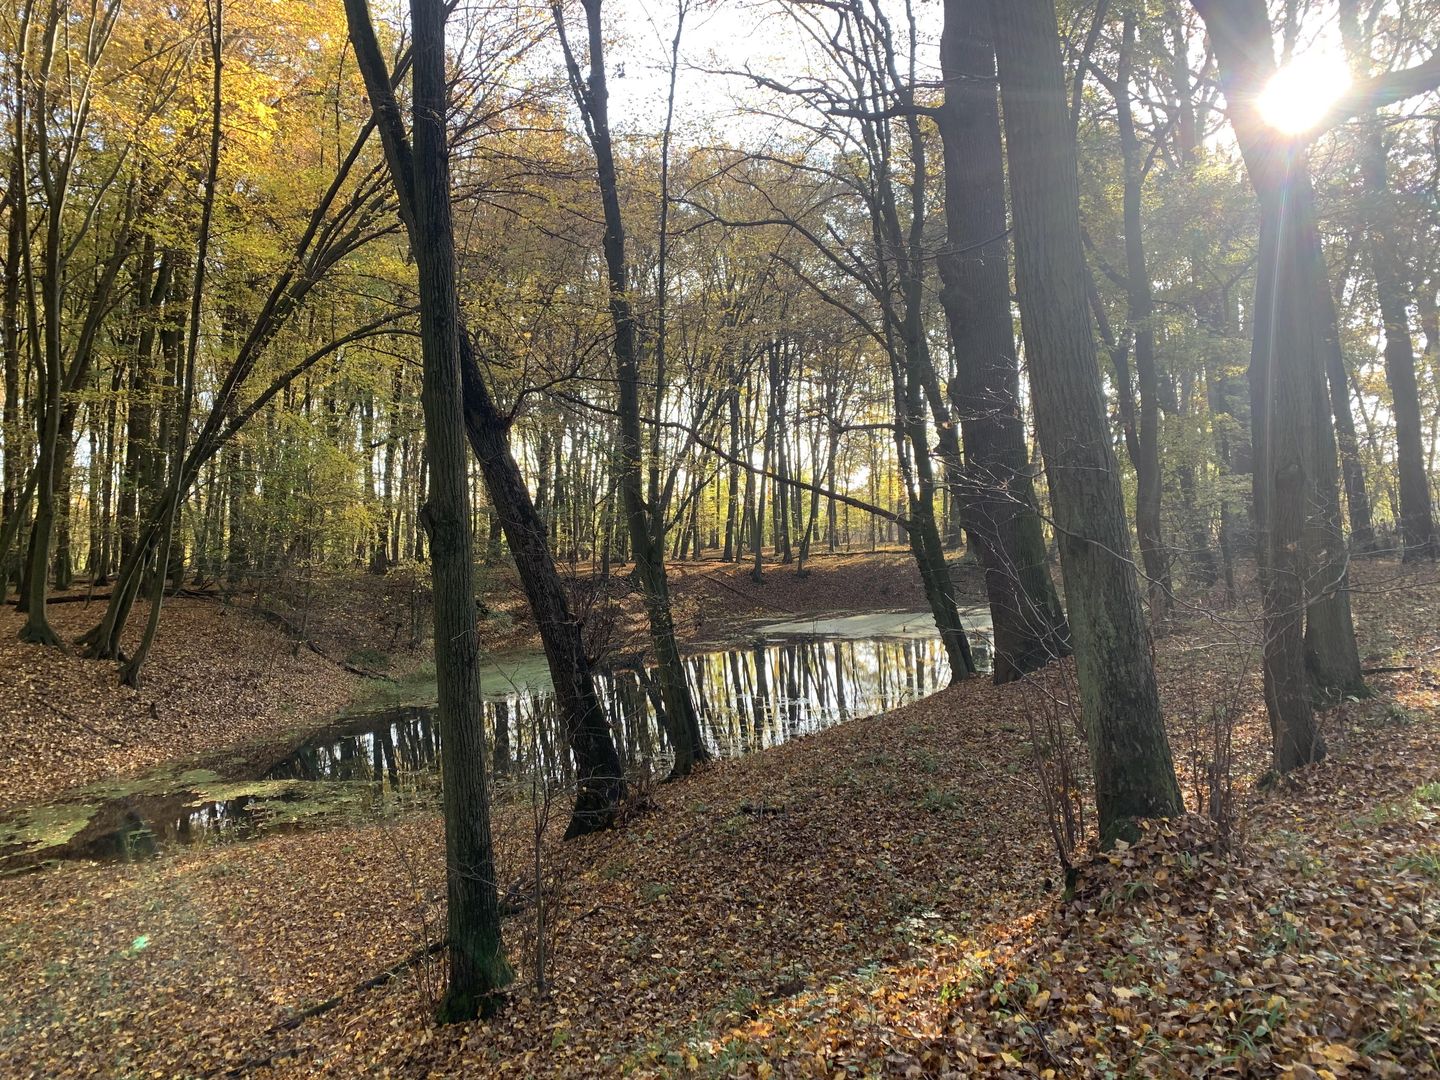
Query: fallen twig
[[213, 940, 449, 1077]]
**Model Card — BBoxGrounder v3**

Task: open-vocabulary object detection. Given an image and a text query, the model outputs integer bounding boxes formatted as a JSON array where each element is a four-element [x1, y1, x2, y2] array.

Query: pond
[[0, 608, 989, 869]]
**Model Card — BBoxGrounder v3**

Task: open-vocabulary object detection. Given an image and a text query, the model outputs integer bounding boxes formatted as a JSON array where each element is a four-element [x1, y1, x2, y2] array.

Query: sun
[[1258, 51, 1353, 134]]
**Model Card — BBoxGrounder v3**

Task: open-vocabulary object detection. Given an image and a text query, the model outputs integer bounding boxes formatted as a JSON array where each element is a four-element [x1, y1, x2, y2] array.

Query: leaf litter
[[0, 558, 1437, 1078]]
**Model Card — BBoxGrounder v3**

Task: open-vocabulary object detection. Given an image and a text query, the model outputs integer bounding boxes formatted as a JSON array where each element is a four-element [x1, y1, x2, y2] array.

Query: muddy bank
[[474, 549, 982, 655]]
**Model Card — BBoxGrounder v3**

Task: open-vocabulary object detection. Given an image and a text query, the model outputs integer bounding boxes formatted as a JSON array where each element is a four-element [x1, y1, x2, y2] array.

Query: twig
[[212, 939, 450, 1077]]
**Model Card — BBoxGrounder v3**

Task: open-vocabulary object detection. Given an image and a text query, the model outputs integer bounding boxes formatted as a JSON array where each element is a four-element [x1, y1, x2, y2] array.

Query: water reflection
[[271, 630, 976, 793], [3, 617, 986, 866]]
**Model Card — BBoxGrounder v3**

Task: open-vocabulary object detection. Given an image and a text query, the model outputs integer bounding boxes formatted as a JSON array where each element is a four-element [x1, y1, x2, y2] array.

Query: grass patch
[[921, 788, 961, 814], [345, 647, 393, 672]]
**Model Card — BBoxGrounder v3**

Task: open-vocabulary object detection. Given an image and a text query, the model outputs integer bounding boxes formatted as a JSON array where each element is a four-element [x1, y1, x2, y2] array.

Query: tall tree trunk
[[1364, 162, 1437, 560], [721, 374, 740, 561], [1196, 0, 1367, 768], [555, 0, 708, 777], [1165, 8, 1223, 587], [1, 165, 23, 594], [410, 0, 511, 1019], [52, 408, 75, 589], [345, 0, 627, 836], [1321, 293, 1377, 553], [767, 341, 792, 563], [990, 0, 1181, 846], [863, 24, 978, 685], [121, 0, 224, 688], [1115, 13, 1172, 613], [752, 358, 772, 583], [936, 0, 1069, 683]]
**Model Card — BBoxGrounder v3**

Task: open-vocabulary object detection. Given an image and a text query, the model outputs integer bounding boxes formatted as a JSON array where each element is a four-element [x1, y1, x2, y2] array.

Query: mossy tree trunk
[[989, 0, 1181, 847]]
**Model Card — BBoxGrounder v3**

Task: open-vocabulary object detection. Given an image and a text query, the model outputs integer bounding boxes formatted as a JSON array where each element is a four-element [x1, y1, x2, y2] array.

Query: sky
[[571, 0, 944, 143]]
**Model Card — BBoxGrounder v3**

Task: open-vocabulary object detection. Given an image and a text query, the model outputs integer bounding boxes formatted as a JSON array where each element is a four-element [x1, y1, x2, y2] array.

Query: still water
[[1, 610, 988, 866], [277, 622, 979, 790]]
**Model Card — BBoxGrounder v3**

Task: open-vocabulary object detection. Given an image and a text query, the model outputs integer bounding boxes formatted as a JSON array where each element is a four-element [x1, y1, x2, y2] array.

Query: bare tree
[[553, 0, 710, 776]]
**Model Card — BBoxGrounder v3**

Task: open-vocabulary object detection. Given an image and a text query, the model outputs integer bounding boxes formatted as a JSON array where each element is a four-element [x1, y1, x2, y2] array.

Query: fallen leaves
[[0, 595, 366, 815], [0, 557, 1437, 1079]]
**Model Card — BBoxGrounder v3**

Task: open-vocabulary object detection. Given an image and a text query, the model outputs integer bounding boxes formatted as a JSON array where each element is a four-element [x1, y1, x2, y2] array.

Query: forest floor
[[0, 592, 358, 814], [2, 557, 1439, 1078]]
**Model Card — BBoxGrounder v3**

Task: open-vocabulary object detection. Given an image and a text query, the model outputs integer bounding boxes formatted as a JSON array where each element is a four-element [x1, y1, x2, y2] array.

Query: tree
[[553, 0, 710, 776], [693, 0, 982, 683], [1339, 0, 1438, 561], [407, 0, 511, 1019], [1193, 0, 1367, 774], [11, 0, 145, 644], [121, 0, 224, 687], [989, 0, 1182, 847], [344, 0, 627, 836], [1086, 9, 1174, 613], [935, 0, 1070, 683]]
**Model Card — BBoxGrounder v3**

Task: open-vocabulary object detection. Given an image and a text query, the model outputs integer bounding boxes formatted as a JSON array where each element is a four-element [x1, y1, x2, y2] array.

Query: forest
[[2, 0, 1440, 1074]]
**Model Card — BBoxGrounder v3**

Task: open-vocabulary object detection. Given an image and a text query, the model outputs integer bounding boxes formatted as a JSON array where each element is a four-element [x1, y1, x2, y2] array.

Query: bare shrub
[[1022, 663, 1088, 891]]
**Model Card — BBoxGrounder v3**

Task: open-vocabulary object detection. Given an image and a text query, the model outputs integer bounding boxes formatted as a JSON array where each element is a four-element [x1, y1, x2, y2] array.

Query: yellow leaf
[[1320, 1043, 1360, 1064]]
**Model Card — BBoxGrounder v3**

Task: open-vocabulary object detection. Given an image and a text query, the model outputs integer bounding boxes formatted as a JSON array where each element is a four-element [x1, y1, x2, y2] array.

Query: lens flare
[[1259, 51, 1352, 134]]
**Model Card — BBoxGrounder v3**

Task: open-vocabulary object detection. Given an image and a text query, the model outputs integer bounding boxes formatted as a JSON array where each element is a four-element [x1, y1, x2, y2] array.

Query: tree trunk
[[557, 0, 708, 778], [1115, 13, 1172, 613], [1, 167, 23, 595], [1339, 22, 1437, 560], [767, 341, 792, 563], [409, 0, 512, 1021], [990, 0, 1181, 846], [345, 0, 628, 836], [936, 0, 1070, 683], [1321, 295, 1377, 553], [1196, 0, 1366, 767], [722, 375, 740, 561]]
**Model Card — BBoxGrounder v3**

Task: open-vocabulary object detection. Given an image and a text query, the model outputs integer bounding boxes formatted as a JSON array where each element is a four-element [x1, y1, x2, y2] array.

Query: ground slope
[[0, 560, 1436, 1078]]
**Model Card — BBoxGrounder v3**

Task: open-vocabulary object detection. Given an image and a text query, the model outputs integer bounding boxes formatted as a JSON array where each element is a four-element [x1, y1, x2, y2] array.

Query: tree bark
[[722, 371, 741, 561], [1321, 291, 1377, 553], [409, 0, 512, 1020], [990, 0, 1181, 846], [1, 166, 24, 597], [935, 0, 1070, 683]]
